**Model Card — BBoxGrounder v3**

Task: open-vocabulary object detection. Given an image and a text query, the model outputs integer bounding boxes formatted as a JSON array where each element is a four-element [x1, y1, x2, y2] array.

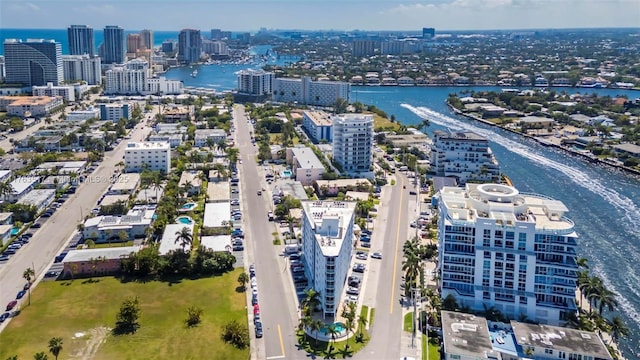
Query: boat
[[190, 69, 198, 78]]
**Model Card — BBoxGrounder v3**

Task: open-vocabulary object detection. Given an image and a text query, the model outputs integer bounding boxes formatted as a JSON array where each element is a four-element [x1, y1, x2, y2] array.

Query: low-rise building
[[32, 82, 75, 102], [40, 175, 71, 190], [314, 179, 373, 197], [0, 96, 63, 117], [159, 222, 194, 255], [178, 171, 202, 195], [62, 246, 142, 278], [0, 170, 12, 183], [612, 143, 640, 158], [8, 176, 40, 202], [0, 212, 13, 226], [200, 235, 232, 252], [100, 103, 132, 121], [67, 107, 100, 122], [124, 141, 171, 174], [286, 146, 325, 185], [83, 205, 155, 242], [301, 200, 356, 319], [207, 182, 230, 202], [194, 129, 226, 147], [109, 173, 140, 195], [17, 189, 56, 213], [162, 106, 192, 122], [302, 110, 333, 143], [148, 133, 183, 148], [0, 224, 13, 246], [441, 311, 612, 360], [208, 169, 229, 183], [203, 202, 231, 229]]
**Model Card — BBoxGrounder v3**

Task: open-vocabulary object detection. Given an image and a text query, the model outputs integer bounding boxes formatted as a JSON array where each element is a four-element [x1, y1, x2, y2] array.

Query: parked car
[[16, 290, 26, 299], [30, 223, 41, 229], [5, 300, 17, 311], [3, 249, 16, 256], [353, 264, 366, 273], [23, 283, 31, 291], [0, 255, 10, 262], [355, 252, 368, 260], [346, 287, 360, 295], [44, 271, 59, 278], [345, 295, 358, 304], [0, 312, 9, 322], [361, 242, 371, 248], [371, 252, 383, 259], [255, 321, 263, 338]]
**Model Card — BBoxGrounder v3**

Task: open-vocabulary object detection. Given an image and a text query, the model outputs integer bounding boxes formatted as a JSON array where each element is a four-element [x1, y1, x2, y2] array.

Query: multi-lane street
[[0, 110, 155, 331], [233, 105, 302, 360]]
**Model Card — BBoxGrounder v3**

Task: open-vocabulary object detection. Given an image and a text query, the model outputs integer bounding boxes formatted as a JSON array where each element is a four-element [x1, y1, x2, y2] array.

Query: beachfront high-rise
[[101, 26, 125, 64], [67, 25, 95, 56], [272, 76, 350, 107], [301, 200, 356, 319], [61, 55, 102, 85], [139, 29, 154, 50], [436, 183, 579, 326], [430, 130, 501, 185], [332, 114, 374, 175], [236, 69, 274, 97], [178, 29, 202, 64], [3, 39, 63, 86]]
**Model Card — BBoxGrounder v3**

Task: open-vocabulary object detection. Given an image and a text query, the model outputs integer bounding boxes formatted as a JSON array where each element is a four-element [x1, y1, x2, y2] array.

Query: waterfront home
[[397, 76, 415, 86]]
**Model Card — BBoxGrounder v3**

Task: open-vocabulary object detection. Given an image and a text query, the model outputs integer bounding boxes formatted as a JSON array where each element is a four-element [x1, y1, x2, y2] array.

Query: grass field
[[423, 334, 440, 360], [373, 114, 401, 132], [268, 133, 300, 145], [0, 269, 249, 360], [403, 312, 414, 332]]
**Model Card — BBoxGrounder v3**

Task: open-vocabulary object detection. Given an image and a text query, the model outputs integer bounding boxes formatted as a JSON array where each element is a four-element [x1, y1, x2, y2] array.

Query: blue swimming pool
[[180, 202, 196, 210], [10, 228, 18, 236], [319, 322, 346, 334], [282, 170, 292, 178], [177, 216, 194, 225]]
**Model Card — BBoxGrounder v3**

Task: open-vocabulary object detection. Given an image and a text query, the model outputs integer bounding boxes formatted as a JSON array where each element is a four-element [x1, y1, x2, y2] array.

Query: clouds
[[0, 0, 639, 30]]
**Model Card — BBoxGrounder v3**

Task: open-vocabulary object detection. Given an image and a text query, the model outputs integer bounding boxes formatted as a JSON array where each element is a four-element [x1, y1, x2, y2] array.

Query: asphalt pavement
[[0, 111, 156, 332], [233, 105, 302, 360]]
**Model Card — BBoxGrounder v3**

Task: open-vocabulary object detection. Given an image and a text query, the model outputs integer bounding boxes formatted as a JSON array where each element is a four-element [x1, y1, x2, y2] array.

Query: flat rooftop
[[207, 182, 230, 202], [110, 173, 140, 192], [441, 311, 498, 359], [2, 96, 60, 106], [125, 141, 170, 150], [179, 171, 202, 188], [200, 235, 231, 252], [511, 321, 611, 359], [203, 202, 231, 228], [302, 200, 356, 257], [290, 147, 324, 170], [63, 246, 142, 263], [9, 176, 39, 195], [17, 189, 55, 207], [99, 194, 130, 207], [303, 110, 333, 126], [159, 223, 194, 255], [433, 130, 487, 141]]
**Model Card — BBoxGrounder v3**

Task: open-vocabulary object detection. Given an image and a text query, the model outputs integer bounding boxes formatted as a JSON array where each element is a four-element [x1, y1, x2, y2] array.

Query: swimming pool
[[319, 322, 346, 335], [282, 170, 292, 178], [180, 202, 197, 210], [176, 216, 194, 225]]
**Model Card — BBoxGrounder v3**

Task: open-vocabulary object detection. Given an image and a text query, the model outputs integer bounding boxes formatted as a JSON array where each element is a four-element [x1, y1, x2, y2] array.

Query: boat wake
[[402, 103, 640, 331]]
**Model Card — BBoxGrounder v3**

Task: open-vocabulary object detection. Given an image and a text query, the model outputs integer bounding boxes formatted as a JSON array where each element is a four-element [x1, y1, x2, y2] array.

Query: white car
[[345, 295, 358, 303], [371, 252, 383, 259]]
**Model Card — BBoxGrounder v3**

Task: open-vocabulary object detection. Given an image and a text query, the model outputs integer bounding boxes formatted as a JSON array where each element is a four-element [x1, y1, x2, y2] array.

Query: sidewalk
[[400, 308, 422, 360]]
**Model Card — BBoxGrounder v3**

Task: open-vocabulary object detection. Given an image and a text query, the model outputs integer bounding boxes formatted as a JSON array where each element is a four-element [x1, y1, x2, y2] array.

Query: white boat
[[190, 69, 198, 78]]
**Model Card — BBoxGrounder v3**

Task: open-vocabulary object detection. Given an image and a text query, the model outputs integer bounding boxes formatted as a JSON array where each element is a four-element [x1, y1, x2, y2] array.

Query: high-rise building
[[301, 200, 356, 319], [67, 25, 95, 56], [3, 39, 63, 86], [352, 40, 376, 57], [273, 76, 350, 106], [61, 55, 102, 85], [104, 59, 149, 95], [161, 40, 175, 53], [430, 130, 501, 185], [436, 183, 579, 326], [202, 40, 229, 56], [102, 26, 125, 64], [126, 34, 142, 54], [236, 69, 274, 96], [210, 29, 223, 40], [332, 114, 374, 174], [0, 56, 6, 81], [139, 29, 154, 50], [32, 82, 75, 102], [178, 29, 202, 64], [422, 27, 436, 39]]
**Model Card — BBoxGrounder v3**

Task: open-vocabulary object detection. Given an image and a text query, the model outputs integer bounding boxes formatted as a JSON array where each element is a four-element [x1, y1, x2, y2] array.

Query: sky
[[0, 0, 639, 31]]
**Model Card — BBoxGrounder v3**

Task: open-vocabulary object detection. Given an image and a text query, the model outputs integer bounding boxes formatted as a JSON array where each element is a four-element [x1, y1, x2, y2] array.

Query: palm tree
[[608, 316, 630, 345], [595, 287, 618, 315], [23, 267, 35, 305], [302, 288, 321, 315], [237, 272, 249, 291], [326, 323, 339, 353], [174, 226, 193, 252], [420, 118, 430, 134], [402, 253, 422, 297], [151, 172, 163, 203], [0, 181, 14, 202], [357, 313, 368, 340], [33, 352, 48, 360], [309, 319, 323, 347], [576, 257, 589, 270], [48, 337, 63, 360], [582, 276, 603, 311]]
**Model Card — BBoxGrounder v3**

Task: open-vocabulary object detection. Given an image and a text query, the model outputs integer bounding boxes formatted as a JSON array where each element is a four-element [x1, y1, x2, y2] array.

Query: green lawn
[[296, 326, 369, 358], [373, 114, 401, 132], [369, 308, 375, 327], [423, 334, 440, 360], [403, 312, 414, 332], [92, 240, 135, 248], [268, 133, 300, 145], [0, 270, 248, 360]]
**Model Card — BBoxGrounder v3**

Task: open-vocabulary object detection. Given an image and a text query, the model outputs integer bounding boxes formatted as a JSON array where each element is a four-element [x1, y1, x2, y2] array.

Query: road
[[0, 110, 156, 330], [233, 105, 302, 360], [353, 174, 412, 360]]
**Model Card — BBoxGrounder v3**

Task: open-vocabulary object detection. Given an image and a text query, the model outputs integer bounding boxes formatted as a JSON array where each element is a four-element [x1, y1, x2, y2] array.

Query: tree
[[174, 226, 193, 252], [237, 272, 249, 291], [302, 288, 321, 315], [608, 316, 630, 345], [595, 287, 619, 315], [48, 337, 63, 360], [442, 294, 458, 311], [33, 353, 48, 360], [326, 323, 339, 352], [0, 181, 14, 202], [114, 296, 141, 334], [23, 267, 35, 305], [185, 306, 203, 327], [309, 319, 323, 347], [357, 313, 368, 341], [334, 98, 348, 114], [221, 320, 250, 349]]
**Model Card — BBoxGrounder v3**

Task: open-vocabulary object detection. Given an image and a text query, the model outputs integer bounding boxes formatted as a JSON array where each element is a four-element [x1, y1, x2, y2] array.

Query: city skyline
[[1, 0, 639, 32]]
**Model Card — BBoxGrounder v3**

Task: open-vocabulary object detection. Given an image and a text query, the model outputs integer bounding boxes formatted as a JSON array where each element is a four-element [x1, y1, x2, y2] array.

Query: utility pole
[[411, 286, 418, 348]]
